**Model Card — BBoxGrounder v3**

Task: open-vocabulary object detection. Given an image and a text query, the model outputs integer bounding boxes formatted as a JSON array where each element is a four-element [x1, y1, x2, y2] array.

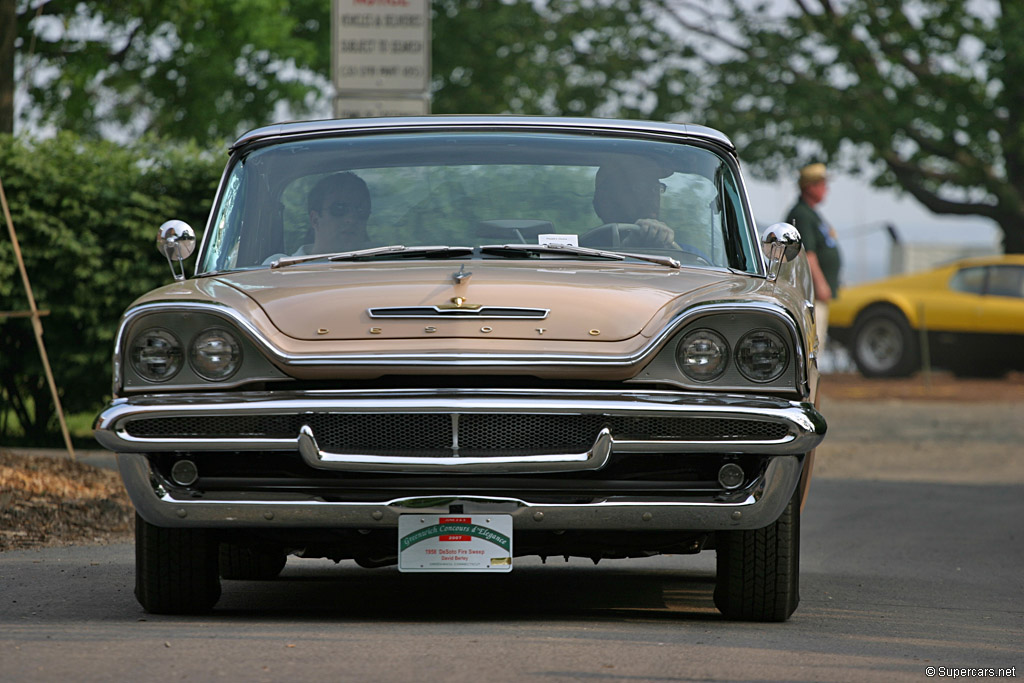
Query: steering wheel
[[581, 223, 713, 265], [581, 222, 646, 249]]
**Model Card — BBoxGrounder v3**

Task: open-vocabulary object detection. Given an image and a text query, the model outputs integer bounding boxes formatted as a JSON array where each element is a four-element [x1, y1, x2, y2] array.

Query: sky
[[746, 173, 1002, 286]]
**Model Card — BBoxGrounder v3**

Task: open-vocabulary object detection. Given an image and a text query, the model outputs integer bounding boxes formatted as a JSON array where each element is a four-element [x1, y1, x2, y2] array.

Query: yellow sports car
[[829, 254, 1024, 377]]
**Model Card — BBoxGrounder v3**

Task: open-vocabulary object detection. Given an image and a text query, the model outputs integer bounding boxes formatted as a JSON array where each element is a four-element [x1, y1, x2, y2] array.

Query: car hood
[[211, 261, 750, 342]]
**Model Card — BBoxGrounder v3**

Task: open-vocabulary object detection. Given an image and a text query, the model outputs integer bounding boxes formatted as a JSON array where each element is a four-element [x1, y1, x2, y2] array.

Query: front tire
[[851, 307, 919, 377], [714, 494, 800, 622], [135, 514, 221, 614]]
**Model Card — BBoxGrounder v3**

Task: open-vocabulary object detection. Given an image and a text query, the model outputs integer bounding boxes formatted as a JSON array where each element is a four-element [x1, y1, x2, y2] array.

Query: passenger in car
[[265, 172, 372, 263]]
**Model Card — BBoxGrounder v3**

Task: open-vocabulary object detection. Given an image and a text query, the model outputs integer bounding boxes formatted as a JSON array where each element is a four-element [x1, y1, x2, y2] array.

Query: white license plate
[[398, 514, 513, 572]]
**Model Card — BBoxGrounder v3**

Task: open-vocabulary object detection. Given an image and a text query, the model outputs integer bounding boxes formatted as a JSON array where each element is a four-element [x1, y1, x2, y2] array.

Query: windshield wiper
[[270, 245, 473, 269], [480, 243, 680, 269]]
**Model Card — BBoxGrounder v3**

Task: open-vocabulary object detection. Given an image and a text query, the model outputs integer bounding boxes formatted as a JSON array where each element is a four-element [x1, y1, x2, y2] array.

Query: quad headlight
[[677, 329, 729, 381], [189, 328, 242, 380], [129, 328, 183, 381], [127, 322, 244, 384], [736, 329, 789, 382]]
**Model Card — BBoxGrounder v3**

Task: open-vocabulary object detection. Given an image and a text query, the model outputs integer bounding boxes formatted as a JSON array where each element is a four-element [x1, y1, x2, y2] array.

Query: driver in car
[[586, 160, 678, 249]]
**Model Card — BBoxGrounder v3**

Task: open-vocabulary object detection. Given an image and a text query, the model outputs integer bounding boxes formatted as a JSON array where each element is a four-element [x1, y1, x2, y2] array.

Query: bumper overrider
[[95, 389, 825, 532]]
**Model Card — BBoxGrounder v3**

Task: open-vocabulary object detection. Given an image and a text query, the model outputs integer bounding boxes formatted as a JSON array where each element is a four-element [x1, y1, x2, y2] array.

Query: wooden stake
[[0, 173, 75, 459]]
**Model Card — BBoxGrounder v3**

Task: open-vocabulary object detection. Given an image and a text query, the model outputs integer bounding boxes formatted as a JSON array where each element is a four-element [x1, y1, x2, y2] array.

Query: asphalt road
[[2, 398, 1022, 682]]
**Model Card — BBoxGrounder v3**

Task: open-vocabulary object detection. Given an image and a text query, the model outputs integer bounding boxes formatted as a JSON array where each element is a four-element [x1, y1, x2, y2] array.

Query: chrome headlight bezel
[[638, 307, 803, 394], [118, 308, 286, 393]]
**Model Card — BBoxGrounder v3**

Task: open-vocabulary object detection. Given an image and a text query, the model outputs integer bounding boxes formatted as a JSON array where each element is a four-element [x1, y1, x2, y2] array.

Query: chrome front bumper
[[117, 452, 804, 531], [96, 388, 825, 531], [95, 388, 825, 469]]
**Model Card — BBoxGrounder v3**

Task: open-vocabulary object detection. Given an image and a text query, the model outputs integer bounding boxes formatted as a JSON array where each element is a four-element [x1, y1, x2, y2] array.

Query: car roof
[[230, 116, 736, 154], [942, 253, 1024, 269]]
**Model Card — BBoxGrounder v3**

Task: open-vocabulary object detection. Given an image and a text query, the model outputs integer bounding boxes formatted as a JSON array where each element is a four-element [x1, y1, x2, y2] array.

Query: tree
[[10, 0, 330, 144], [5, 1, 1022, 251], [5, 0, 660, 144], [431, 0, 683, 118], [0, 0, 13, 133], [655, 0, 1023, 252]]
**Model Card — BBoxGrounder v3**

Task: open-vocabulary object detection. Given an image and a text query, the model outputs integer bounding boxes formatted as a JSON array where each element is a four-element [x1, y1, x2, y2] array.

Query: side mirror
[[157, 220, 196, 281], [761, 223, 802, 281]]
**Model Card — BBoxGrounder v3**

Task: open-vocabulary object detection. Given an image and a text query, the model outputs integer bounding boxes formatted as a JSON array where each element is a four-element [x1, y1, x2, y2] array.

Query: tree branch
[[882, 151, 1000, 220]]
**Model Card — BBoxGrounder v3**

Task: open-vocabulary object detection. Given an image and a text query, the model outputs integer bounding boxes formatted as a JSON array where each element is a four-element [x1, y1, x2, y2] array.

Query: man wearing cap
[[587, 160, 678, 249], [786, 163, 841, 352]]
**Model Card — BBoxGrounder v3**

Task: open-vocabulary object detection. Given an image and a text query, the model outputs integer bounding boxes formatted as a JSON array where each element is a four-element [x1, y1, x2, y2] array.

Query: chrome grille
[[608, 416, 788, 441], [122, 413, 789, 452], [124, 414, 301, 438]]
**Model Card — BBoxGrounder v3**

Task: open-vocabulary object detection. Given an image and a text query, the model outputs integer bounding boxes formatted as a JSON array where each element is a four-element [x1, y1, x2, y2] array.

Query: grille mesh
[[608, 416, 788, 441], [308, 413, 451, 455], [458, 414, 604, 456], [123, 412, 790, 454]]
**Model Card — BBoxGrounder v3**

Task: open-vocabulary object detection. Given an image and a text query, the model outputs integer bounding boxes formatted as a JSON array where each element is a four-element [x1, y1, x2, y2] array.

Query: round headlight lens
[[129, 328, 183, 382], [736, 329, 789, 382], [189, 328, 242, 380], [677, 329, 729, 381]]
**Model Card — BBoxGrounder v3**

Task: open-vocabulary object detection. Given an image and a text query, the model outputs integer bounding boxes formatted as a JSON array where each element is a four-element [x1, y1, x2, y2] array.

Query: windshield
[[197, 131, 759, 274]]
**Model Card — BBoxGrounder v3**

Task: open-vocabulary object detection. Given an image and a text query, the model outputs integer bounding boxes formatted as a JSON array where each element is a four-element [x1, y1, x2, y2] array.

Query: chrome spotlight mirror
[[761, 223, 802, 282], [156, 220, 196, 281]]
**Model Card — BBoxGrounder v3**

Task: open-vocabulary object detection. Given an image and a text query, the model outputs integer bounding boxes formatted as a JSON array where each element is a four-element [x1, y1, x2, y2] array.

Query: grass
[[0, 404, 100, 450]]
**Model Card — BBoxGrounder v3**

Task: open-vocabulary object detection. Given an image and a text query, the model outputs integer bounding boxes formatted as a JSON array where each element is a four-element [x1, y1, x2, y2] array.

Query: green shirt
[[786, 198, 842, 295]]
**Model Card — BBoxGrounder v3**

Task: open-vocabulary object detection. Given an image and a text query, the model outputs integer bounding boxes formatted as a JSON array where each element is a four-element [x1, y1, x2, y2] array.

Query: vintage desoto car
[[94, 116, 826, 621]]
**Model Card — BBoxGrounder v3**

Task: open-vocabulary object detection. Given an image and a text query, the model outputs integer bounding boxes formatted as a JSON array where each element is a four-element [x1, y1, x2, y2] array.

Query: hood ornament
[[452, 264, 472, 284]]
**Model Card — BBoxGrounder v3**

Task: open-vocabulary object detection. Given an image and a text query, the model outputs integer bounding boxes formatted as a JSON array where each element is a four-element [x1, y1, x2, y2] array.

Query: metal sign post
[[0, 173, 75, 459], [332, 0, 431, 117]]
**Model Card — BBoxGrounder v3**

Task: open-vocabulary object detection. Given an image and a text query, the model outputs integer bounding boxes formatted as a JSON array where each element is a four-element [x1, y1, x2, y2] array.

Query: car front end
[[95, 116, 825, 620]]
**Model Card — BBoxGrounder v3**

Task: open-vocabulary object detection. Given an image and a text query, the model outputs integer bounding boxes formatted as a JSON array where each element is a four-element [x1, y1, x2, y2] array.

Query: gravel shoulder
[[2, 371, 1022, 551], [815, 372, 1024, 485]]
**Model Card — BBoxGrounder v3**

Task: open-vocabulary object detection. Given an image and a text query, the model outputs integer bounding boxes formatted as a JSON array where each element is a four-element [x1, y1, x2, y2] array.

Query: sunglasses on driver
[[324, 201, 370, 219]]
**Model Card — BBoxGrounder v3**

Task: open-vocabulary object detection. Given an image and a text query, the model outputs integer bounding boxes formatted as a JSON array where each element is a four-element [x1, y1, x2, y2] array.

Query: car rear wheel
[[851, 307, 919, 377], [713, 493, 800, 622], [219, 542, 288, 580], [135, 513, 221, 614]]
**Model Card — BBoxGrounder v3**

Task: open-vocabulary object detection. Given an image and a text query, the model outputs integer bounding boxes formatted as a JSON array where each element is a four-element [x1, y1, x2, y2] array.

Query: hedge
[[0, 133, 224, 445]]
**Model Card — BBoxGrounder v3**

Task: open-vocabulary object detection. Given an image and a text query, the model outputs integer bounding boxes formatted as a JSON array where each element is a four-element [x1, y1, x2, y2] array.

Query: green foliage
[[15, 1, 666, 140], [431, 0, 672, 117], [10, 1, 1024, 250], [19, 0, 329, 144], [0, 133, 221, 443], [654, 0, 1024, 252]]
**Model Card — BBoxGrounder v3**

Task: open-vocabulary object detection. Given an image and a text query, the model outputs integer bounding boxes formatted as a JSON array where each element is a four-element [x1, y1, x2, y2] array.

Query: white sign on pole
[[334, 96, 429, 119], [332, 0, 431, 94]]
